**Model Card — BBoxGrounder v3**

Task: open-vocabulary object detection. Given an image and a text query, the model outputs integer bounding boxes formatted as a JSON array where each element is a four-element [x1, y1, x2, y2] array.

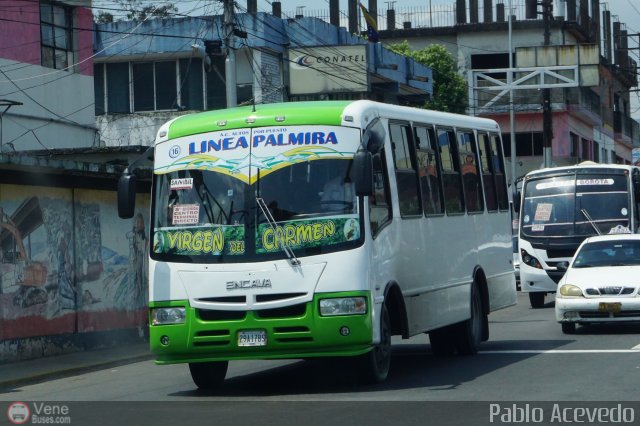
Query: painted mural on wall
[[0, 184, 150, 341]]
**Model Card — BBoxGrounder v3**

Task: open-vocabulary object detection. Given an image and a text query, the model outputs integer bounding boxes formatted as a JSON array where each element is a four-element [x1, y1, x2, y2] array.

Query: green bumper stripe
[[148, 291, 372, 364]]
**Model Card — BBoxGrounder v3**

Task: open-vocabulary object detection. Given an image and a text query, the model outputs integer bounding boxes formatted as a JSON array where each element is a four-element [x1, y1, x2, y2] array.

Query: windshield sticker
[[535, 180, 574, 190], [534, 203, 553, 222], [608, 225, 631, 235], [172, 204, 200, 225], [531, 224, 545, 232], [153, 225, 245, 255], [577, 178, 614, 186], [256, 216, 360, 253], [524, 215, 530, 223], [621, 208, 628, 216], [154, 126, 362, 185], [170, 178, 193, 190]]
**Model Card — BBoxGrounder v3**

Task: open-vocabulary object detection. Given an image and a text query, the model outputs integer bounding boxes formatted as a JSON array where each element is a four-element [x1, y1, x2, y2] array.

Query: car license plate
[[238, 330, 267, 347], [598, 302, 621, 314]]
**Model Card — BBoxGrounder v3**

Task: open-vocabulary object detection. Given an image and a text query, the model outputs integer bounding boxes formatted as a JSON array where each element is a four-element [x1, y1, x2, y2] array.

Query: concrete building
[[92, 10, 433, 146]]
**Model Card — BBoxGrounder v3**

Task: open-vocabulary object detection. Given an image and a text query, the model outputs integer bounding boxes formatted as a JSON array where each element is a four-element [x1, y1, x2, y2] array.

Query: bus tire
[[188, 361, 228, 389], [561, 322, 576, 334], [529, 292, 545, 309], [357, 303, 391, 384], [454, 283, 484, 355]]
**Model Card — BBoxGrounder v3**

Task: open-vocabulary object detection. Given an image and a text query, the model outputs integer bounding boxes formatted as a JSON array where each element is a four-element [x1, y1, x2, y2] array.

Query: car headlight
[[558, 284, 583, 298], [319, 297, 367, 316], [151, 307, 186, 325]]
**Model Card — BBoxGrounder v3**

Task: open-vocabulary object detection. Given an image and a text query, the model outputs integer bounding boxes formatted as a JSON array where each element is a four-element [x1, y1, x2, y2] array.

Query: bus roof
[[160, 100, 501, 142]]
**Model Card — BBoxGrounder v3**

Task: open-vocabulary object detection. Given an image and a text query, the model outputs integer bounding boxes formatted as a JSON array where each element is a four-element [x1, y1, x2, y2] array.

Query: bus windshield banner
[[153, 225, 246, 256], [256, 216, 360, 253], [154, 125, 361, 185]]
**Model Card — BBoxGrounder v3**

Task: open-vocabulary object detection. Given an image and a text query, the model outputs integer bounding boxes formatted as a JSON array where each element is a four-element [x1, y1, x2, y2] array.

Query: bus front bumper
[[519, 263, 560, 293], [149, 292, 373, 364]]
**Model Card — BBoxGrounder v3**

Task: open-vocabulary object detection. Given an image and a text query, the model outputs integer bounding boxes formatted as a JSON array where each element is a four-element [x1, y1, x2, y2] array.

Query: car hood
[[561, 266, 640, 288]]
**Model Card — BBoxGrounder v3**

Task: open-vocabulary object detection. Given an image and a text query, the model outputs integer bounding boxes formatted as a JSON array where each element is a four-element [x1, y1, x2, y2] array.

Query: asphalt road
[[3, 292, 640, 425]]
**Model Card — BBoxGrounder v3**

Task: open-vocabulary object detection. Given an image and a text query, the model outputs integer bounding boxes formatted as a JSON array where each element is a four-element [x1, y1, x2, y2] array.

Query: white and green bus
[[118, 100, 517, 388]]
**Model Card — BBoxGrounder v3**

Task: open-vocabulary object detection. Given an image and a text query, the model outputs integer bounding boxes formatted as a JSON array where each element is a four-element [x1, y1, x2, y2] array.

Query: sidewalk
[[0, 343, 152, 390]]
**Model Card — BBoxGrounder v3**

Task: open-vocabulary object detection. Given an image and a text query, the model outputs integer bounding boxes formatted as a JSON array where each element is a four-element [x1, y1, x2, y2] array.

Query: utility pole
[[541, 0, 553, 167], [223, 0, 237, 108]]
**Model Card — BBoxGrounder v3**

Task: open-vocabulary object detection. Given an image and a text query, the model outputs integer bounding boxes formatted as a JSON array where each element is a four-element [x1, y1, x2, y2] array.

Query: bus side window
[[478, 132, 499, 211], [490, 133, 509, 210], [414, 125, 444, 215], [437, 127, 464, 214], [458, 130, 483, 213], [370, 149, 392, 236], [389, 122, 421, 217]]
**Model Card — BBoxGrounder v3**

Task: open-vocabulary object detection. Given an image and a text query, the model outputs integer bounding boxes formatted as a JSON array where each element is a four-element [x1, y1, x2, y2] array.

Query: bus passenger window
[[414, 125, 444, 215], [389, 123, 421, 217], [459, 130, 483, 213], [478, 132, 498, 211], [437, 127, 464, 214], [490, 133, 509, 210]]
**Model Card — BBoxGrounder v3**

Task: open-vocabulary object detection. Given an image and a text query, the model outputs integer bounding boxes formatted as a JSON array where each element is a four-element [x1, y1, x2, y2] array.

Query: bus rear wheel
[[529, 292, 545, 309], [189, 360, 228, 389], [357, 304, 391, 384], [454, 283, 484, 355]]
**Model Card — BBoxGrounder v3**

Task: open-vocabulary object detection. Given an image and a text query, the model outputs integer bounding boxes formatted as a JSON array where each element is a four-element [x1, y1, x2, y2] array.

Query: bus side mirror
[[118, 174, 137, 219], [513, 190, 521, 213], [634, 175, 640, 200], [353, 150, 373, 196]]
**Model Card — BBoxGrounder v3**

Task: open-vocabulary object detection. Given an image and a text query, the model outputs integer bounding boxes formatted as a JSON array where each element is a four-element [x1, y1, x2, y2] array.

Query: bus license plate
[[238, 330, 267, 347], [598, 302, 621, 314]]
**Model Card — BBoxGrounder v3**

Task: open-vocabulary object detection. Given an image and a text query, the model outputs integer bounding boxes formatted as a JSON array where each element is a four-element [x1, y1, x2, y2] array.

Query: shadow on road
[[169, 338, 574, 397]]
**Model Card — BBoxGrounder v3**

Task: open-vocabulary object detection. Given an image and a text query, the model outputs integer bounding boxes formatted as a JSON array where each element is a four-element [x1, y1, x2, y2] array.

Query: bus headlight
[[151, 307, 186, 325], [319, 297, 367, 316], [559, 284, 584, 298], [520, 249, 543, 269]]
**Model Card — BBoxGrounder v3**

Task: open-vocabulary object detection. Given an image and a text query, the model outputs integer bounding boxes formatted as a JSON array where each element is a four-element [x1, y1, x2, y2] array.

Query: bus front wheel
[[529, 292, 545, 309], [357, 304, 391, 384], [189, 360, 228, 389]]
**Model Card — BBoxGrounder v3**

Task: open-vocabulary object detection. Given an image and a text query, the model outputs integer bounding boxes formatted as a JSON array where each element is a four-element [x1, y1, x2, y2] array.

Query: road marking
[[480, 349, 640, 354]]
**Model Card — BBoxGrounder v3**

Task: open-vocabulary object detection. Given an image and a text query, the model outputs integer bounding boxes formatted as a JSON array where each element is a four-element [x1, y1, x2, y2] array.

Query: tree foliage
[[389, 41, 468, 114], [94, 1, 178, 23]]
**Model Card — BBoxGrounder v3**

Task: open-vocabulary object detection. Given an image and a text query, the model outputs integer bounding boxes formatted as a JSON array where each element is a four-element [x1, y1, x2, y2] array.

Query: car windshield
[[521, 172, 630, 238], [572, 240, 640, 268]]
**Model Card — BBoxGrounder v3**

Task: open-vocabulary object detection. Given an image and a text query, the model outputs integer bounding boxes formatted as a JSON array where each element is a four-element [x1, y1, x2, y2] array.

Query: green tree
[[389, 41, 468, 114], [93, 1, 177, 23]]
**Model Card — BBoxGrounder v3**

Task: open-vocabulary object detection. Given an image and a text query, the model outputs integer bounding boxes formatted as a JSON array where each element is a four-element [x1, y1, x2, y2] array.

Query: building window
[[106, 62, 130, 113], [180, 58, 204, 110], [132, 62, 178, 111], [581, 138, 590, 161], [570, 132, 579, 158], [40, 2, 72, 70]]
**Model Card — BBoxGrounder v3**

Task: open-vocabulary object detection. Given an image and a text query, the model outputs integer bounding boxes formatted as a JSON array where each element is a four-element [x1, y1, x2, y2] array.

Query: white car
[[555, 234, 640, 334]]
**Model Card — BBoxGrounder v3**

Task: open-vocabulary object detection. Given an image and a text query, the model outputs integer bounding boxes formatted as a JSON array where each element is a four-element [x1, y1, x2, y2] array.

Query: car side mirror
[[118, 174, 137, 219], [556, 261, 569, 272]]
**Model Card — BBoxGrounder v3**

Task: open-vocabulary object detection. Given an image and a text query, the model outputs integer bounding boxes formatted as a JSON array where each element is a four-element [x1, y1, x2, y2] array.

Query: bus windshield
[[151, 125, 363, 262], [521, 173, 630, 238]]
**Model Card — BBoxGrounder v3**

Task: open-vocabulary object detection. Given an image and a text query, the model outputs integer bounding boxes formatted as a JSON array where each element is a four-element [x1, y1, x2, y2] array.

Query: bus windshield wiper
[[255, 196, 301, 266], [580, 208, 601, 235]]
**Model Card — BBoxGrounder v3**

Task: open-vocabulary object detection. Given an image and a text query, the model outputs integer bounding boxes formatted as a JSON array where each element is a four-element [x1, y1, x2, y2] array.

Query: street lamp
[[0, 99, 22, 153]]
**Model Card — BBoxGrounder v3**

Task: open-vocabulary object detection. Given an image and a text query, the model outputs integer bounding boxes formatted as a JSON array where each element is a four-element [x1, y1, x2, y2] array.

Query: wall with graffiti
[[0, 184, 149, 362]]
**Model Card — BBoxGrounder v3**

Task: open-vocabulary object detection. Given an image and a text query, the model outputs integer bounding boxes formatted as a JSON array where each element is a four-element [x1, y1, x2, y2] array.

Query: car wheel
[[529, 292, 545, 309], [357, 304, 391, 384], [561, 322, 576, 334], [189, 361, 228, 389]]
